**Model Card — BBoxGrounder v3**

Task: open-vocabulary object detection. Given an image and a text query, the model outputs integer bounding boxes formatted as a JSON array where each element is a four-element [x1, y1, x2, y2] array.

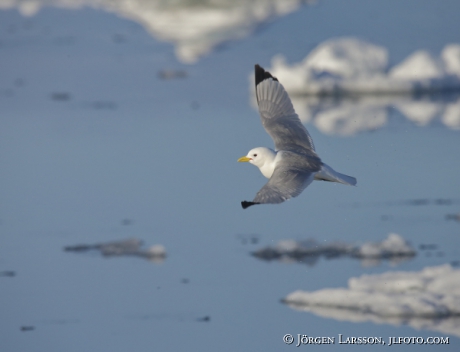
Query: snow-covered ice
[[252, 38, 460, 135], [0, 0, 314, 63], [64, 238, 166, 262], [252, 233, 415, 266], [270, 38, 460, 95], [352, 233, 416, 258], [283, 265, 460, 337]]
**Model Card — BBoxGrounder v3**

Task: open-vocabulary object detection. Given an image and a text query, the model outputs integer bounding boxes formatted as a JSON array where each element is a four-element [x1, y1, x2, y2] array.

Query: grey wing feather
[[252, 152, 320, 204], [256, 73, 316, 153]]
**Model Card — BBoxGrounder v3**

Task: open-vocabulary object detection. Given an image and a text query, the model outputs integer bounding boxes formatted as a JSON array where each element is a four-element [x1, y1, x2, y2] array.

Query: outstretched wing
[[255, 64, 316, 153], [251, 152, 320, 205]]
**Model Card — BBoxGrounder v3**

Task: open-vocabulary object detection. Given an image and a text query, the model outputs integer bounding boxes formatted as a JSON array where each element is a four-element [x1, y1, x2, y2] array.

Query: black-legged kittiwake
[[238, 65, 357, 209]]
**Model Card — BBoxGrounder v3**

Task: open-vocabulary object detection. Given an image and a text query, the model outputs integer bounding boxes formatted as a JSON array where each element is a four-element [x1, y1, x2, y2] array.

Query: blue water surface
[[1, 1, 460, 351]]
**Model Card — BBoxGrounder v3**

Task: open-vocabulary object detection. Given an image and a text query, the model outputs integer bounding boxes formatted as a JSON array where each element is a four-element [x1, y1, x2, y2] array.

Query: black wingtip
[[254, 64, 278, 88], [241, 201, 260, 209]]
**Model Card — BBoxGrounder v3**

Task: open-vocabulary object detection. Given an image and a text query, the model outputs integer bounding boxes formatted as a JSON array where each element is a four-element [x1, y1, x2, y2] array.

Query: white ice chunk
[[442, 44, 460, 76], [268, 38, 460, 95], [64, 238, 166, 262], [284, 265, 460, 336], [353, 233, 416, 259], [252, 233, 415, 265], [303, 37, 388, 79], [259, 38, 460, 134], [1, 0, 314, 63], [389, 50, 445, 80]]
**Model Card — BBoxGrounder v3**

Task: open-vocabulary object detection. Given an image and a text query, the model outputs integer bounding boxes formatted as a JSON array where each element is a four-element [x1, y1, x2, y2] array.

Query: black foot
[[241, 201, 259, 209]]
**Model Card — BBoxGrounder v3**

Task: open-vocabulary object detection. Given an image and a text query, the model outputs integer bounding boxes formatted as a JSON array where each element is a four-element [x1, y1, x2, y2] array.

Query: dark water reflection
[[291, 92, 460, 136], [252, 234, 416, 267]]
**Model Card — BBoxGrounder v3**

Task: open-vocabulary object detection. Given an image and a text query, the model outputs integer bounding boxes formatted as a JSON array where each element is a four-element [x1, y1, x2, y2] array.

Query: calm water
[[1, 1, 460, 351]]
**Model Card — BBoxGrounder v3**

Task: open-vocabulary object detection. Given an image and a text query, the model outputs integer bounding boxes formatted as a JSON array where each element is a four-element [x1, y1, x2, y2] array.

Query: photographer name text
[[283, 334, 450, 346]]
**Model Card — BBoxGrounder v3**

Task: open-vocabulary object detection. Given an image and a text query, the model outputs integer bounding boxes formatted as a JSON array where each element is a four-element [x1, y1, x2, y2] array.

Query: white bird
[[238, 65, 356, 209]]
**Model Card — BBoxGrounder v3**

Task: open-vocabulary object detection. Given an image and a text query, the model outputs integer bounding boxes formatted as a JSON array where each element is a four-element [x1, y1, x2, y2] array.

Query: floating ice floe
[[1, 0, 315, 63], [352, 233, 416, 260], [283, 265, 460, 337], [270, 38, 460, 95], [252, 233, 415, 267], [252, 38, 460, 134], [64, 238, 166, 263]]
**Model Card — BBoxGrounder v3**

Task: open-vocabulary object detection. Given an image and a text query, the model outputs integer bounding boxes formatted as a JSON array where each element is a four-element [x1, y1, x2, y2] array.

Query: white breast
[[258, 152, 280, 179]]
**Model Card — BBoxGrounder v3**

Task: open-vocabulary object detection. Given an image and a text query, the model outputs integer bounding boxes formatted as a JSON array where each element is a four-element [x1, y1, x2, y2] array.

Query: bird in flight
[[238, 64, 356, 209]]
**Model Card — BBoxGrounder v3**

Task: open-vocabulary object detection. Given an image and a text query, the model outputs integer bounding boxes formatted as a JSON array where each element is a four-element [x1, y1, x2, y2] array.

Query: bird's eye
[[253, 154, 257, 157]]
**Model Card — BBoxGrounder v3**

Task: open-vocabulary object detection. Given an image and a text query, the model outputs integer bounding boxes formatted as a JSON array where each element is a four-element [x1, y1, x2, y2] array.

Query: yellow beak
[[237, 156, 251, 162]]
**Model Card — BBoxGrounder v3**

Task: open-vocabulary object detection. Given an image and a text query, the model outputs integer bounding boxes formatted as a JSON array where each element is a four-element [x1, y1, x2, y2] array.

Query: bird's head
[[237, 147, 275, 169]]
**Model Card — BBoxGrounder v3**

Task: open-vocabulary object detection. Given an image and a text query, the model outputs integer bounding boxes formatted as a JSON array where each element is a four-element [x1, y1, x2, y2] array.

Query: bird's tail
[[315, 163, 357, 186]]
